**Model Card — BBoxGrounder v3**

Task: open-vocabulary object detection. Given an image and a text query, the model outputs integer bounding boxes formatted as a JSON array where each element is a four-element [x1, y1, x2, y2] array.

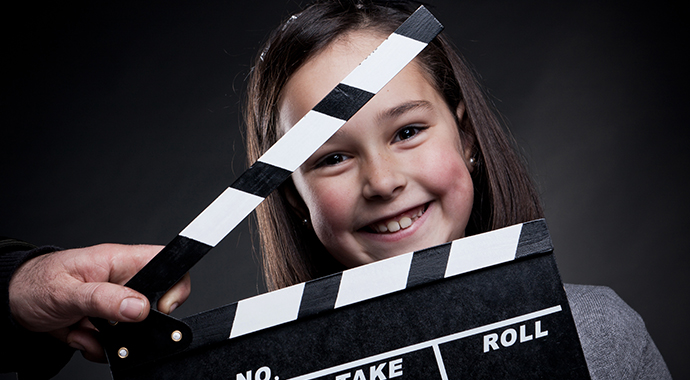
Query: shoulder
[[564, 284, 671, 380], [565, 284, 643, 332]]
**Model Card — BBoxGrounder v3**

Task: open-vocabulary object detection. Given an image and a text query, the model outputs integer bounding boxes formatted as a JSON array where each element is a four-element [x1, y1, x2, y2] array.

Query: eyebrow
[[326, 100, 435, 143], [377, 100, 434, 123]]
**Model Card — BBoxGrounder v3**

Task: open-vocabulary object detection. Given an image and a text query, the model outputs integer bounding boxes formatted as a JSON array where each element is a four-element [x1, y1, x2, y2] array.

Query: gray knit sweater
[[565, 284, 671, 379]]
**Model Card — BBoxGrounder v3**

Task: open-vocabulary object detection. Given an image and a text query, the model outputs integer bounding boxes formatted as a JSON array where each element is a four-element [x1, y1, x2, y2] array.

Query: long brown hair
[[245, 0, 543, 290]]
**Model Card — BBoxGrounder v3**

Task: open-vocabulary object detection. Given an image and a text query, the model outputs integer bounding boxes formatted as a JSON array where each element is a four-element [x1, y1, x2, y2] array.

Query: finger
[[71, 244, 164, 284], [108, 244, 165, 284], [70, 281, 150, 322], [67, 327, 107, 363], [48, 326, 71, 343], [158, 273, 191, 314]]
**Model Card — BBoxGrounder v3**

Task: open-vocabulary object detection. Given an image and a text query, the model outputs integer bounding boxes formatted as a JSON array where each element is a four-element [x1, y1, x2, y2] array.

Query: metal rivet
[[117, 347, 129, 359], [108, 320, 118, 326], [171, 330, 182, 342]]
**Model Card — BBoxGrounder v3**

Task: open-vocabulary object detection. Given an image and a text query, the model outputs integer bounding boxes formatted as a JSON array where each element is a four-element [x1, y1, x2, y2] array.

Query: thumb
[[72, 281, 150, 322]]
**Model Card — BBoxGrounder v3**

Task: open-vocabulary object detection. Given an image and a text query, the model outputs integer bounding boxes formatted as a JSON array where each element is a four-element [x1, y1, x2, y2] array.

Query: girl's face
[[279, 31, 475, 268]]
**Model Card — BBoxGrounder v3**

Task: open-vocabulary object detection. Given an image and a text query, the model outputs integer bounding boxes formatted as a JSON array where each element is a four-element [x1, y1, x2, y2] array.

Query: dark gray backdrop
[[2, 1, 687, 379]]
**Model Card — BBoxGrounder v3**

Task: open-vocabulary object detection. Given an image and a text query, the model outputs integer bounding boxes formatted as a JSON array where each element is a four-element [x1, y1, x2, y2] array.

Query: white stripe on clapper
[[258, 110, 344, 172], [180, 187, 263, 247], [341, 33, 426, 94], [230, 283, 305, 339], [334, 252, 413, 309], [444, 223, 523, 278]]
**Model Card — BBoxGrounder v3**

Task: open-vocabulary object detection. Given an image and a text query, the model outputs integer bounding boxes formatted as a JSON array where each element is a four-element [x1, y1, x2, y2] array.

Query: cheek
[[414, 141, 474, 232], [417, 144, 473, 196], [301, 178, 358, 237]]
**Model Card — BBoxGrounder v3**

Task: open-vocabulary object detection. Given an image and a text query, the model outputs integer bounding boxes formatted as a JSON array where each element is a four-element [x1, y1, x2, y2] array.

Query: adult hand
[[8, 244, 191, 362]]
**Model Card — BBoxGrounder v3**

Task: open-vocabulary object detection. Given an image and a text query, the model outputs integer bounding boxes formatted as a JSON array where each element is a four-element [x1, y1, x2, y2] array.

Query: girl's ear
[[456, 101, 477, 172], [283, 179, 310, 222]]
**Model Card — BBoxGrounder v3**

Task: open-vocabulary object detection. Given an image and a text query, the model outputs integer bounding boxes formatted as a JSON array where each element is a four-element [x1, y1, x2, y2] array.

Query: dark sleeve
[[0, 238, 75, 379], [565, 284, 671, 380]]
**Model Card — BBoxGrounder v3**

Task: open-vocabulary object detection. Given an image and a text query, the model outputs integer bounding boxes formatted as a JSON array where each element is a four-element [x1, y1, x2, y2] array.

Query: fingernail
[[120, 298, 146, 320], [69, 341, 86, 351], [169, 303, 179, 313]]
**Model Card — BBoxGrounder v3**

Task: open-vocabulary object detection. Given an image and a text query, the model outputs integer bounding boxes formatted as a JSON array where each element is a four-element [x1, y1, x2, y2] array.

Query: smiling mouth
[[362, 203, 429, 234]]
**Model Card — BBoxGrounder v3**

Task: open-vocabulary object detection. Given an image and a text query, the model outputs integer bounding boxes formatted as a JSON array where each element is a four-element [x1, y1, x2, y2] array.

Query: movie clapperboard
[[92, 6, 591, 379]]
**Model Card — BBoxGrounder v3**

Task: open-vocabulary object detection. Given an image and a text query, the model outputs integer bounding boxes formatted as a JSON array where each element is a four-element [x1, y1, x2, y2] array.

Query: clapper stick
[[123, 6, 443, 305]]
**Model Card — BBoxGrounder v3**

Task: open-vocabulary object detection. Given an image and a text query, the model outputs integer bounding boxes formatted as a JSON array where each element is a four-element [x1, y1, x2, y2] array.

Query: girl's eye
[[393, 125, 426, 142], [316, 153, 349, 167]]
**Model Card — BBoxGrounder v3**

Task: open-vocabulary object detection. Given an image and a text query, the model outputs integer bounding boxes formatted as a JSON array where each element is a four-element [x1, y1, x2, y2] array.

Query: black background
[[2, 1, 687, 378]]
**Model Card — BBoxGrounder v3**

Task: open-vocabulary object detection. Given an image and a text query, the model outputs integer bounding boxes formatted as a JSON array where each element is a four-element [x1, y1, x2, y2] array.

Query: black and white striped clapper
[[109, 219, 590, 379]]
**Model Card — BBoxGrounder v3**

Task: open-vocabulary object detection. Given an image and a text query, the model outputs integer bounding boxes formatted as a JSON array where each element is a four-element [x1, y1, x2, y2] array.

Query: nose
[[361, 153, 406, 201]]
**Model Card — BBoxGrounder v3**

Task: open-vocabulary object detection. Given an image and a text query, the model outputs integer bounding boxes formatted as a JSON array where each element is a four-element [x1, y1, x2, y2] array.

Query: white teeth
[[368, 205, 426, 234], [387, 221, 401, 232]]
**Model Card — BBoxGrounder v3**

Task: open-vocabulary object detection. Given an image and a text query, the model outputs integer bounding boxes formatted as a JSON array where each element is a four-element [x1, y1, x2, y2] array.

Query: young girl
[[244, 0, 670, 378]]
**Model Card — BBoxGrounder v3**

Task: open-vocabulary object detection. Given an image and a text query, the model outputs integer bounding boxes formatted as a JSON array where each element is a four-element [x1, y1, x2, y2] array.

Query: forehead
[[277, 30, 438, 133]]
